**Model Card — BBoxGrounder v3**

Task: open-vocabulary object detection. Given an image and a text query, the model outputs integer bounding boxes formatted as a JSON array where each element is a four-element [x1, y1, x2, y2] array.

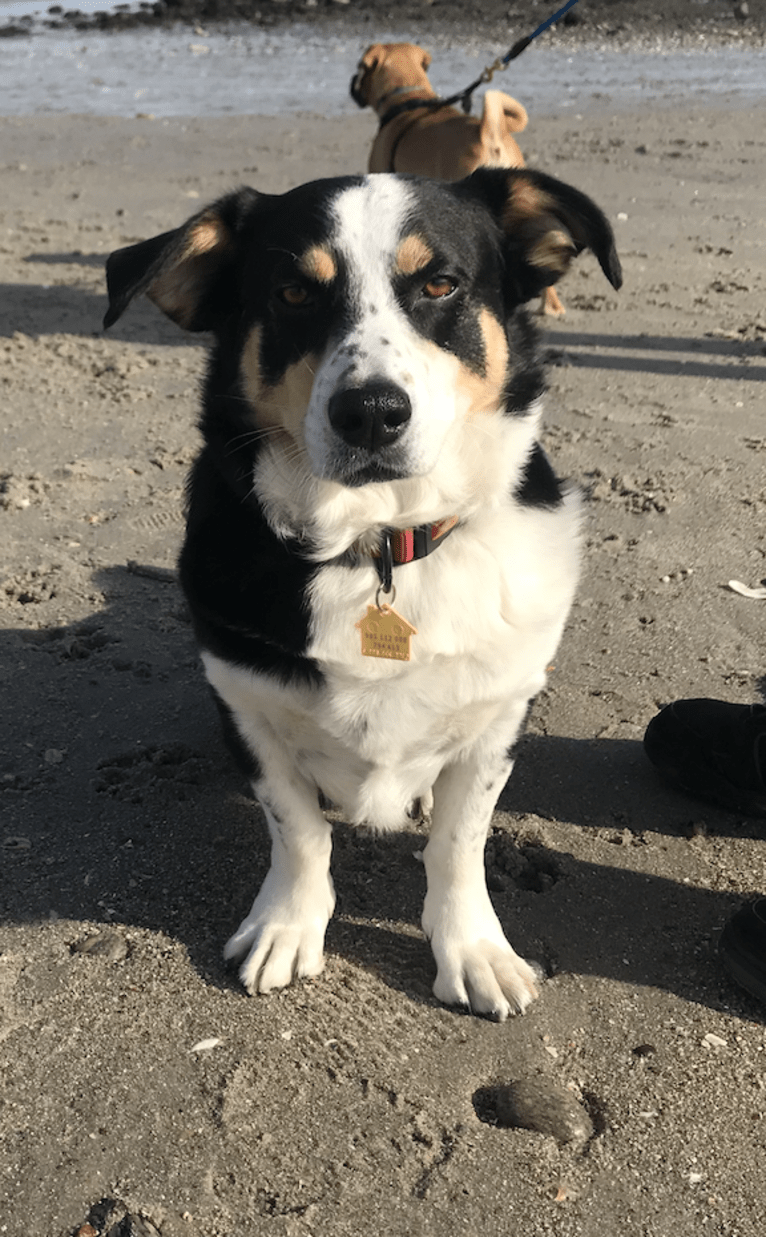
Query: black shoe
[[719, 898, 766, 1006], [643, 698, 766, 818]]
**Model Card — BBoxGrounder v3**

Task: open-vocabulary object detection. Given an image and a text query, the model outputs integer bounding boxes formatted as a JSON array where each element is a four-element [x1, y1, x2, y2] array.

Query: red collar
[[371, 516, 458, 592]]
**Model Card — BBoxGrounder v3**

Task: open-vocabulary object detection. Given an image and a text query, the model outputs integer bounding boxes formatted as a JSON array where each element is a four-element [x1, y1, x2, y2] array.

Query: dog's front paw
[[432, 939, 539, 1021], [423, 900, 539, 1021], [224, 871, 335, 995]]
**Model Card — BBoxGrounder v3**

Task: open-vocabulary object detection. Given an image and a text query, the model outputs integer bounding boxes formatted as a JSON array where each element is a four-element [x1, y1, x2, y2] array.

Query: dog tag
[[356, 603, 417, 662]]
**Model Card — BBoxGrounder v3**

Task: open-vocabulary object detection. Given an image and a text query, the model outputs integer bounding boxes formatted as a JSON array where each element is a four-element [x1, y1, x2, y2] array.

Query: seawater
[[0, 20, 764, 117]]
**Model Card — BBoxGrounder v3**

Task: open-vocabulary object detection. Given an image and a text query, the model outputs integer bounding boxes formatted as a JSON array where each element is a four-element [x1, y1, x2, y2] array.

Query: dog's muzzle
[[350, 65, 368, 108], [328, 382, 412, 452]]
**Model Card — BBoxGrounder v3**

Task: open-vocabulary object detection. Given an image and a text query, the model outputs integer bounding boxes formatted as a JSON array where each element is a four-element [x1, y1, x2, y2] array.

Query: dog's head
[[350, 42, 433, 110], [104, 170, 621, 491]]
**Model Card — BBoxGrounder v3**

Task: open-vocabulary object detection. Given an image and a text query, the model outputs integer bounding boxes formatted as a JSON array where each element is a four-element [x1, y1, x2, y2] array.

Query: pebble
[[702, 1032, 728, 1050], [660, 568, 693, 584], [493, 1078, 594, 1143], [74, 929, 129, 963], [190, 1037, 222, 1053]]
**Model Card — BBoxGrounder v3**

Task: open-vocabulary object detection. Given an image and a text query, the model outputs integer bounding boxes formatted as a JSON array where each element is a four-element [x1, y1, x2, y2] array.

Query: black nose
[[328, 382, 412, 451]]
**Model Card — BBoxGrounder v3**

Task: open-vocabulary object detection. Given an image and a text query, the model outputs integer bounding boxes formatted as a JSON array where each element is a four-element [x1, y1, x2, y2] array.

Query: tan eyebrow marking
[[395, 234, 434, 276], [297, 245, 337, 284]]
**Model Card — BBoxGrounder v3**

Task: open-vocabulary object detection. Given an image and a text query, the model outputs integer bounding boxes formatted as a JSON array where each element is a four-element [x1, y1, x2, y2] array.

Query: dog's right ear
[[103, 187, 261, 332], [463, 168, 622, 303], [350, 44, 383, 108]]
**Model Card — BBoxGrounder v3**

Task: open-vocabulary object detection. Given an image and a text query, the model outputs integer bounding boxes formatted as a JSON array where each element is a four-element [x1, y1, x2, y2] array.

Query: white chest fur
[[202, 484, 580, 832]]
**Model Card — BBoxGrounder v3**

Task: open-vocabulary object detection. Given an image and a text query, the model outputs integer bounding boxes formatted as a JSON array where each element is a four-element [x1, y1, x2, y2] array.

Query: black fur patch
[[394, 181, 508, 377], [179, 444, 322, 689], [503, 311, 547, 416], [514, 443, 564, 509]]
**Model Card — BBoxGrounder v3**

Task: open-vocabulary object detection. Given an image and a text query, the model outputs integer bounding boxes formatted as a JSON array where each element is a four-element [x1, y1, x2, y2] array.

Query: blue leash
[[443, 0, 582, 113], [513, 0, 583, 60], [377, 0, 582, 136]]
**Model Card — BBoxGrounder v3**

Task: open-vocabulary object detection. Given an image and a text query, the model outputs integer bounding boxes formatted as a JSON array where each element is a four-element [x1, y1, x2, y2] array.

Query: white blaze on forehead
[[300, 174, 502, 494], [330, 176, 415, 311]]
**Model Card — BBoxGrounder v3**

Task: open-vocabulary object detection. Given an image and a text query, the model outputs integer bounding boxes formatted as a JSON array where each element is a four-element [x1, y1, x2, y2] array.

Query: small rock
[[2, 835, 31, 851], [702, 1032, 727, 1050], [44, 748, 65, 764], [74, 929, 129, 963], [493, 1078, 594, 1143], [190, 1037, 222, 1053]]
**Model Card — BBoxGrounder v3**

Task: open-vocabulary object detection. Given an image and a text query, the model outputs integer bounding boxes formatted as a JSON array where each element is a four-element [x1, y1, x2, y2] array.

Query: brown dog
[[351, 41, 565, 316]]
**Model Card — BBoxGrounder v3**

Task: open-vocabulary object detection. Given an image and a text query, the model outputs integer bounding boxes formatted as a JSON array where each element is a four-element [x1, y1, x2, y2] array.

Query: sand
[[1, 36, 766, 1237]]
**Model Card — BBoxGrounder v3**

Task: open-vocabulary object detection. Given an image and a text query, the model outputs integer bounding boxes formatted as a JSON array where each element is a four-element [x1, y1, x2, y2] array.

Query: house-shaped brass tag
[[356, 603, 417, 662]]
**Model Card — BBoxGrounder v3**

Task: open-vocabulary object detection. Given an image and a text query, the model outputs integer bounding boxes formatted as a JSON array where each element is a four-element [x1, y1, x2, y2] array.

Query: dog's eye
[[278, 284, 311, 307], [423, 276, 457, 300]]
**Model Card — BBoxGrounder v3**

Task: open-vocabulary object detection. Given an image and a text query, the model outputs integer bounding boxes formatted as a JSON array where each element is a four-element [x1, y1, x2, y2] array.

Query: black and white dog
[[105, 168, 621, 1020]]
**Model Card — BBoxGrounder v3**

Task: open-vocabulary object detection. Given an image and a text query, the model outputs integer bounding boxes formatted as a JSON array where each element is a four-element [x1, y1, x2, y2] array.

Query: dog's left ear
[[464, 168, 622, 304], [104, 187, 261, 332]]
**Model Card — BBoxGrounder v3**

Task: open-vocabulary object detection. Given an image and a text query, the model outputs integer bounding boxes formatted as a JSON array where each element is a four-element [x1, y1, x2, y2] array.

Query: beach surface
[[1, 11, 766, 1235]]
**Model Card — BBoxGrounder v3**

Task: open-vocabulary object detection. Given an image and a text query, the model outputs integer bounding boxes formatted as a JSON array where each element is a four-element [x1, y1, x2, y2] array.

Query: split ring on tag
[[375, 583, 396, 611]]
